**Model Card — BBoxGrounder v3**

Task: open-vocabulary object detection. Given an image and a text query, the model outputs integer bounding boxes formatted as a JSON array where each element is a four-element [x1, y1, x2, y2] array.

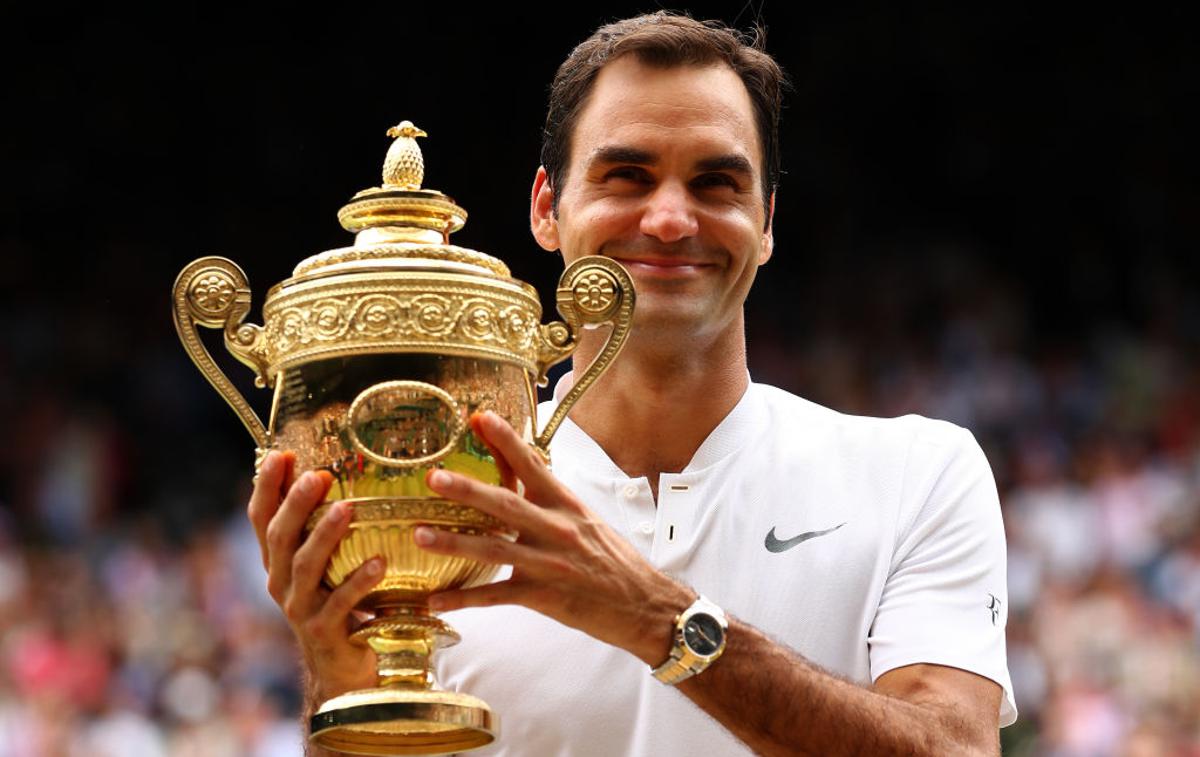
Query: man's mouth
[[606, 256, 713, 278]]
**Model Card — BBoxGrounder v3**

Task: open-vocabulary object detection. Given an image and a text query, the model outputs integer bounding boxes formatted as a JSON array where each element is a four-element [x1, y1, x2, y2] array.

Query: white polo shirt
[[436, 382, 1017, 755]]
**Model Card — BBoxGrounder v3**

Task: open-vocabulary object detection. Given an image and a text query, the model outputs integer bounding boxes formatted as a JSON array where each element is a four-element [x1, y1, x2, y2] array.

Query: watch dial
[[683, 614, 723, 656]]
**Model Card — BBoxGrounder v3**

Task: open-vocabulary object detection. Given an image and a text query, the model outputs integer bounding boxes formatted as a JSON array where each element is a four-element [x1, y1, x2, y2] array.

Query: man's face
[[532, 56, 774, 343]]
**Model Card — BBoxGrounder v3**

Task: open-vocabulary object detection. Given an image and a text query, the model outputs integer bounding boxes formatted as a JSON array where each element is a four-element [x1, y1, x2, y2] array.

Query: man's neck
[[561, 322, 750, 499]]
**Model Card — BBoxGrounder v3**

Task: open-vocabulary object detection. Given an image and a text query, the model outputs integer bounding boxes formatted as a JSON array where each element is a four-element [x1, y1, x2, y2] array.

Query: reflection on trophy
[[172, 122, 634, 755]]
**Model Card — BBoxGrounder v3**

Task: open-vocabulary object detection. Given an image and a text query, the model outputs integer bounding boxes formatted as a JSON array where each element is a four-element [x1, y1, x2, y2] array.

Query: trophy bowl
[[172, 122, 634, 755]]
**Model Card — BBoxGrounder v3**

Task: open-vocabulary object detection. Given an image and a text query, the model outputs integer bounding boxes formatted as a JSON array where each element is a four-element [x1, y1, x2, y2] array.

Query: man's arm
[[678, 624, 1000, 756], [415, 410, 1002, 756]]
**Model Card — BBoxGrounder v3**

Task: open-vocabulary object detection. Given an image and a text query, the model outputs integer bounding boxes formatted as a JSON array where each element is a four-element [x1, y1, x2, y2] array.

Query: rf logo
[[987, 594, 1002, 626]]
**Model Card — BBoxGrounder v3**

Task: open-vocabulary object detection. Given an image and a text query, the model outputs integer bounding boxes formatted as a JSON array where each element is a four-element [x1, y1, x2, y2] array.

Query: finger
[[249, 450, 288, 569], [428, 579, 527, 613], [468, 412, 517, 491], [425, 468, 558, 533], [265, 470, 333, 602], [307, 556, 386, 642], [474, 411, 566, 501], [291, 500, 352, 602], [413, 525, 559, 572], [280, 450, 297, 495]]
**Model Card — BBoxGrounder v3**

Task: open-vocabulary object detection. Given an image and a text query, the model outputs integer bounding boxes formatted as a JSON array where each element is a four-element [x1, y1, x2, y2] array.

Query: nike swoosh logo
[[764, 522, 846, 553]]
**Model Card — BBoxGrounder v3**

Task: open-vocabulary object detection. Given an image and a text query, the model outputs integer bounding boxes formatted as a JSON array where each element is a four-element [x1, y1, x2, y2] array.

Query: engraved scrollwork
[[500, 306, 538, 351], [354, 295, 405, 337], [411, 294, 456, 336], [312, 298, 351, 339], [461, 300, 499, 341], [278, 309, 307, 351], [257, 277, 545, 375]]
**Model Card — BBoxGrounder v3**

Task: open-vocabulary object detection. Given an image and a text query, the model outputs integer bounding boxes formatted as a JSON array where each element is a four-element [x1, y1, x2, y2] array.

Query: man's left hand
[[414, 410, 691, 666]]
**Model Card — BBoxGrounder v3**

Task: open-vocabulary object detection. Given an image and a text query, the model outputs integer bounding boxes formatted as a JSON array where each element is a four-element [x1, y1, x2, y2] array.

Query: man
[[249, 12, 1016, 755]]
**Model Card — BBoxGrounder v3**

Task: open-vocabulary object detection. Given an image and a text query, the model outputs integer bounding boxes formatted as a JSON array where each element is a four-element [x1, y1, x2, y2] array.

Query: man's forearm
[[675, 619, 997, 757], [301, 668, 340, 757]]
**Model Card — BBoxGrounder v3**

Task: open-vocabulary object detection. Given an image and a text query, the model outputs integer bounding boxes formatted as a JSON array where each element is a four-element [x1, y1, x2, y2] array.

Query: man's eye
[[693, 173, 738, 189], [606, 167, 652, 183]]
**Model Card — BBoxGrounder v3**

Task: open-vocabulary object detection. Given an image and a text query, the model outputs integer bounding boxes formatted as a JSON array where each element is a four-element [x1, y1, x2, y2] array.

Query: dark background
[[2, 3, 1197, 754]]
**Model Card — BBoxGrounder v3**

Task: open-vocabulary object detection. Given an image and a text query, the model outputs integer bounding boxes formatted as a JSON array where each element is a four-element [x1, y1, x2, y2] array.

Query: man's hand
[[414, 410, 692, 665], [247, 450, 383, 700], [416, 412, 1003, 756]]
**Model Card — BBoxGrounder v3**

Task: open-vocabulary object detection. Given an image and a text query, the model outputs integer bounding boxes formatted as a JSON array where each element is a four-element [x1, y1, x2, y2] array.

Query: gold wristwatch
[[651, 595, 728, 685]]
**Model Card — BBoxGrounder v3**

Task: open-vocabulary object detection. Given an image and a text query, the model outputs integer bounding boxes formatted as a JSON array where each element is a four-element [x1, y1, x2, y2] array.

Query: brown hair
[[541, 12, 786, 219]]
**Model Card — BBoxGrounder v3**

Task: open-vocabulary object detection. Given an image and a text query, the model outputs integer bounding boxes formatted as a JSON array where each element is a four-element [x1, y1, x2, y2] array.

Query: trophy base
[[310, 687, 496, 756]]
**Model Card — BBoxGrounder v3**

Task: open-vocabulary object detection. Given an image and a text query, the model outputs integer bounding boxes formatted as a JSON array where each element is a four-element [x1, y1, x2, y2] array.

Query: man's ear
[[531, 166, 560, 252], [759, 191, 776, 264]]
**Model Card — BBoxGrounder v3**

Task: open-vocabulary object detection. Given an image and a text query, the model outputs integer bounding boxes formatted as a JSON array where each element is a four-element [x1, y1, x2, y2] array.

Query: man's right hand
[[247, 450, 383, 701]]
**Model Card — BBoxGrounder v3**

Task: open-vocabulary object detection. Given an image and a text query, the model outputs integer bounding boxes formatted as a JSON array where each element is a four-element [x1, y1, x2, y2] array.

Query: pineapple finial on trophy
[[383, 120, 428, 190]]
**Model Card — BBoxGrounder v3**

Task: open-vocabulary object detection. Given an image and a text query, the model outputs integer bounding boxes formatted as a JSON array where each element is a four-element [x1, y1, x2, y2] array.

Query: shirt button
[[623, 485, 639, 498], [637, 521, 655, 535]]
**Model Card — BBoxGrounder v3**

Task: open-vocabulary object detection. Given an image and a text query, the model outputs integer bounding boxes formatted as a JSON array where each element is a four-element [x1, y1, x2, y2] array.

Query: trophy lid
[[288, 121, 511, 281]]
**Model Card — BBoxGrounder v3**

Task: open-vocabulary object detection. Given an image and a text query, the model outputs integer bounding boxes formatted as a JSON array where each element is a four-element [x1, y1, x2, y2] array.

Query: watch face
[[683, 613, 724, 656]]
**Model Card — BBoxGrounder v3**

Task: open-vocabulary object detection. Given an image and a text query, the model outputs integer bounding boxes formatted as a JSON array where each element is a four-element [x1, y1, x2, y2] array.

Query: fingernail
[[298, 472, 318, 494], [261, 452, 278, 475], [429, 470, 451, 488], [365, 557, 384, 576], [483, 411, 502, 429], [413, 526, 436, 546], [325, 502, 348, 523]]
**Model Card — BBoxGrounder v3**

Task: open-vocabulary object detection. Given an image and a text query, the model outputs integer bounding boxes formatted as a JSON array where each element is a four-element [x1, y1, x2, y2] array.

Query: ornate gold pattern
[[572, 270, 618, 314], [258, 274, 547, 377], [292, 244, 510, 278]]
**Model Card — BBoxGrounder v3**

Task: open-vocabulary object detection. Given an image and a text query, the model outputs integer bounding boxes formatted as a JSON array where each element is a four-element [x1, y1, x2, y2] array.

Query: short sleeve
[[868, 424, 1018, 726]]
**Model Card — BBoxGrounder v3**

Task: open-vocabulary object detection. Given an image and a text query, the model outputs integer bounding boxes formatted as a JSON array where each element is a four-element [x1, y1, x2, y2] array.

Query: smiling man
[[250, 12, 1016, 756]]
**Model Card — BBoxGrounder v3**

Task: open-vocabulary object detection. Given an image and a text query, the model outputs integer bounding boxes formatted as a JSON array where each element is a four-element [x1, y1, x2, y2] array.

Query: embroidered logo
[[764, 522, 846, 553], [987, 594, 1002, 626]]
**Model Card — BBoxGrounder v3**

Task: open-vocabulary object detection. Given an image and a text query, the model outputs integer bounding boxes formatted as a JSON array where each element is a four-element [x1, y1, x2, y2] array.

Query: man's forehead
[[568, 57, 762, 171]]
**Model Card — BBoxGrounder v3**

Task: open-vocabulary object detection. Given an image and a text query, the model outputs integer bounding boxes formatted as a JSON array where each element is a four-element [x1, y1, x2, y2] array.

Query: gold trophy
[[172, 122, 634, 755]]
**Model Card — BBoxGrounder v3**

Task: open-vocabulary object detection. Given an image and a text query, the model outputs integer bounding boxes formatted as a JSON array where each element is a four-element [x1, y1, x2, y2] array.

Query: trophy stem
[[312, 603, 495, 755], [364, 604, 459, 690]]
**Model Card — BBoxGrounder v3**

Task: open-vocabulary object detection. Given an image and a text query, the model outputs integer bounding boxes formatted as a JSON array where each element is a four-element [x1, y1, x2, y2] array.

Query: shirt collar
[[541, 371, 768, 477]]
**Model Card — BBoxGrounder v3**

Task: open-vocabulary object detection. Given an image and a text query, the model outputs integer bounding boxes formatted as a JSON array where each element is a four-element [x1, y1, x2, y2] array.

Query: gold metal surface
[[172, 257, 269, 448], [311, 688, 496, 756], [345, 381, 466, 469], [172, 121, 635, 754], [535, 256, 635, 450]]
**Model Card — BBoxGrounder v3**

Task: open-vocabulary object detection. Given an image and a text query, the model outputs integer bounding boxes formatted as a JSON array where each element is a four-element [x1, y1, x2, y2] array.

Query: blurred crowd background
[[2, 4, 1196, 755]]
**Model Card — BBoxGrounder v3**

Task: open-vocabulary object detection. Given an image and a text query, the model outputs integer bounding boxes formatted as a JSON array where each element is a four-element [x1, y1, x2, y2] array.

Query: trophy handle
[[172, 256, 270, 450], [534, 256, 635, 453]]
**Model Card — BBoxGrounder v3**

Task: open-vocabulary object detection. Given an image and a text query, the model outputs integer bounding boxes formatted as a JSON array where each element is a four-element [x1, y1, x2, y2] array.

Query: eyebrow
[[587, 145, 657, 168], [586, 145, 755, 177], [695, 154, 754, 176]]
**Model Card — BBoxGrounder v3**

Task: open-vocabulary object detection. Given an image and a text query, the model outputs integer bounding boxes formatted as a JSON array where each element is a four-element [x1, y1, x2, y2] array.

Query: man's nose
[[638, 181, 699, 243]]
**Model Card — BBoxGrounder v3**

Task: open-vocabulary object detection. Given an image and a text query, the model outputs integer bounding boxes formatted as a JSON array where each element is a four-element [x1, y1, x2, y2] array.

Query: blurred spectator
[[1, 247, 1197, 753]]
